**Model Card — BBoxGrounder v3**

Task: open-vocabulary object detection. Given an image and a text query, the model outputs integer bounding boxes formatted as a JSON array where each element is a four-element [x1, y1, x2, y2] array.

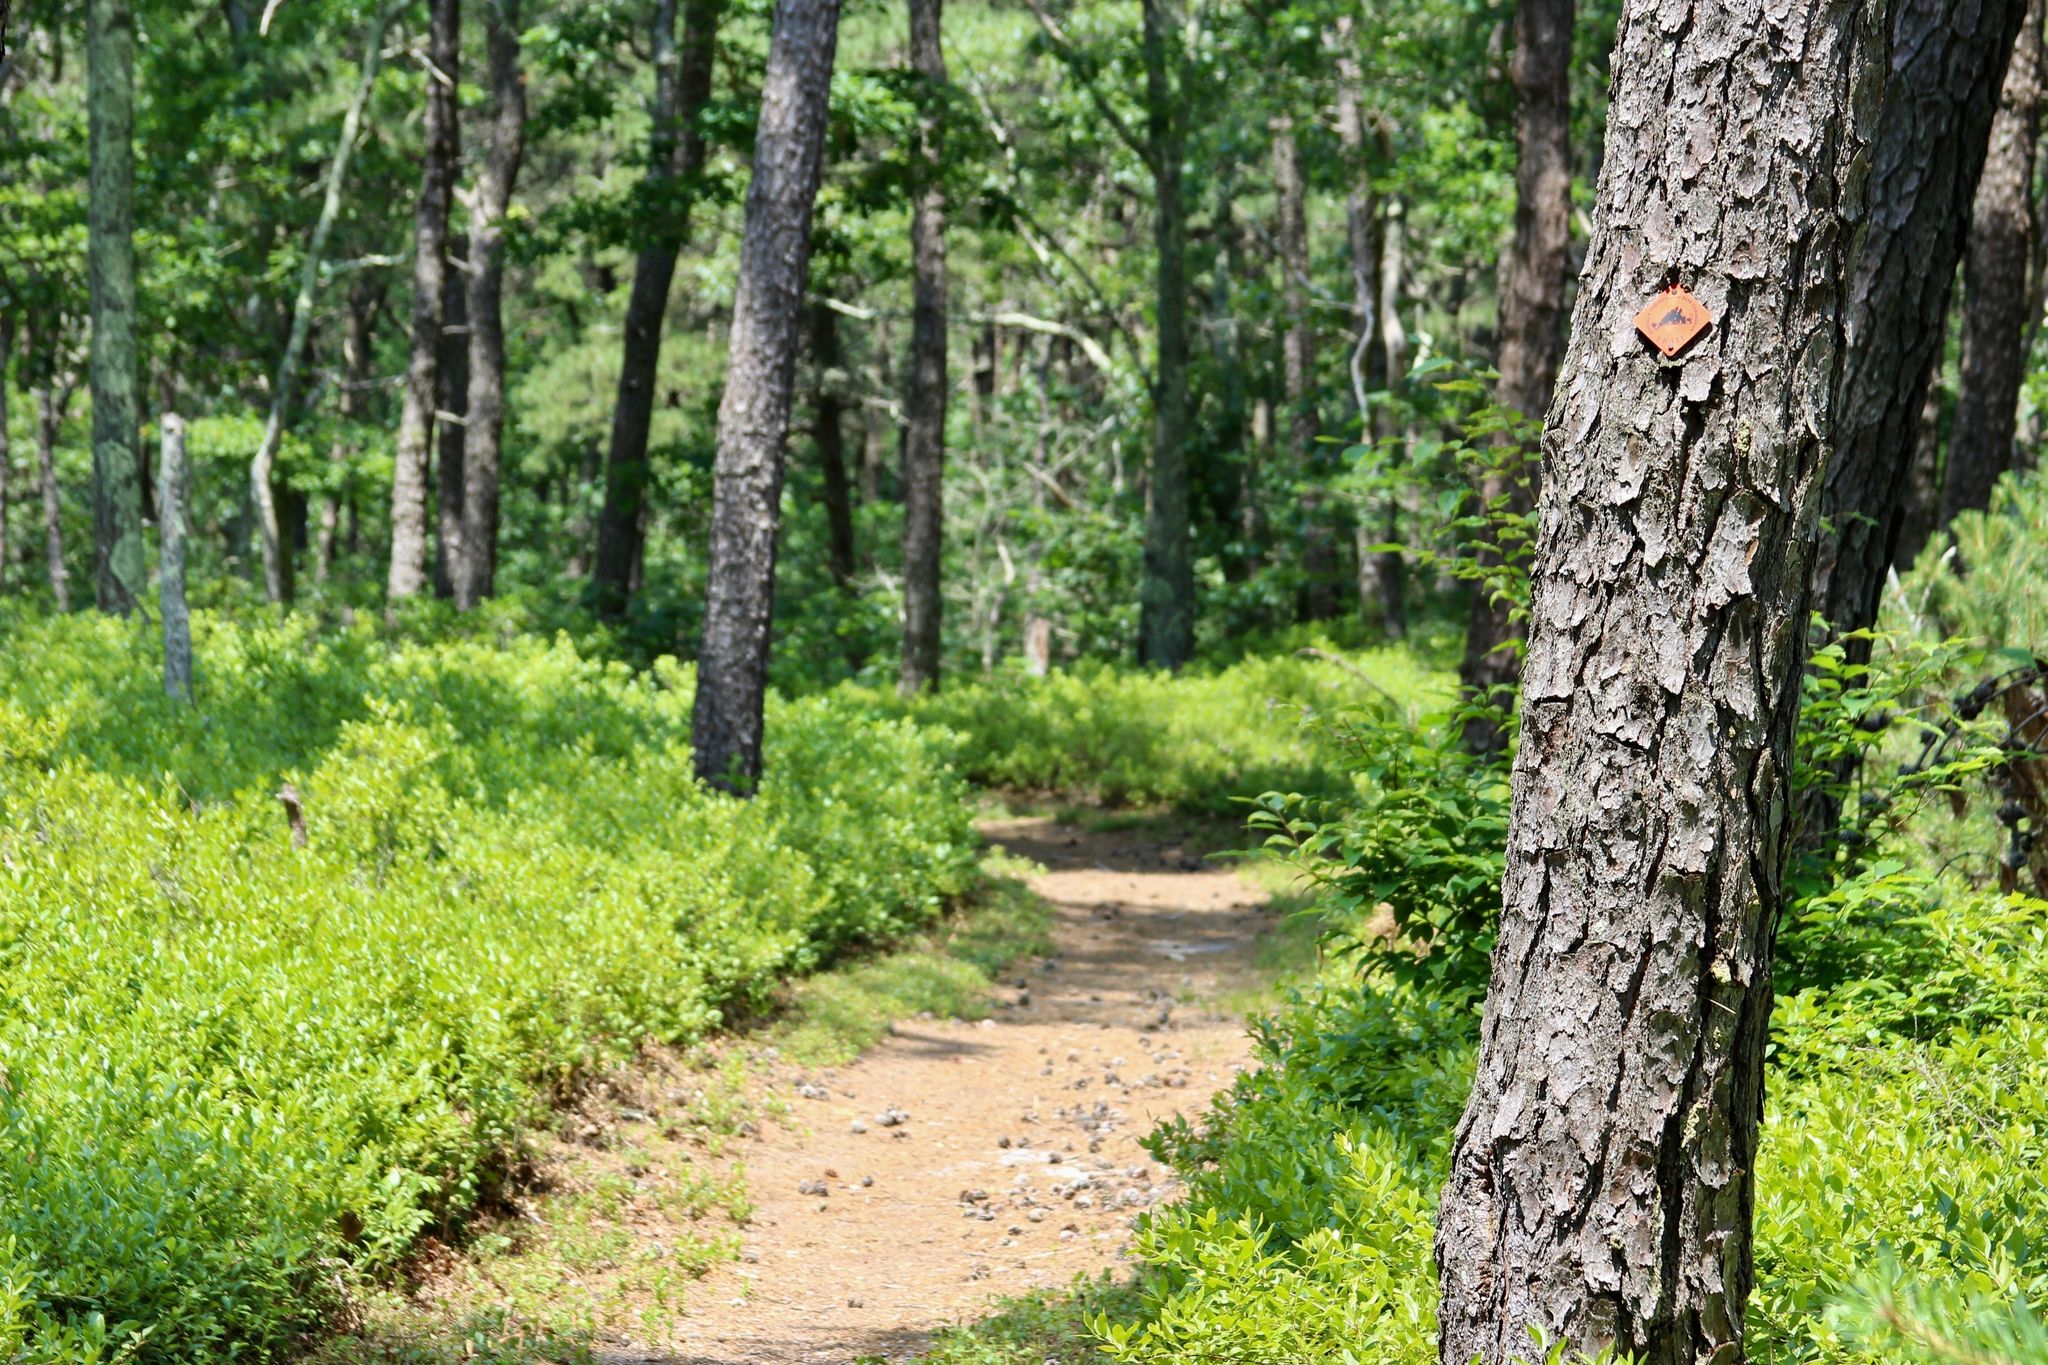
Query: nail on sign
[[1633, 286, 1712, 358]]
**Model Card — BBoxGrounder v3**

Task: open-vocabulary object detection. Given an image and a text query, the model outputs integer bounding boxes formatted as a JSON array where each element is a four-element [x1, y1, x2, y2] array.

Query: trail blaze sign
[[1633, 286, 1712, 358]]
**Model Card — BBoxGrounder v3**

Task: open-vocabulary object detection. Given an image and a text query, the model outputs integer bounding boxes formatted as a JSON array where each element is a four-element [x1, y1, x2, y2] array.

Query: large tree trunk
[[385, 0, 462, 606], [1946, 0, 2046, 524], [455, 0, 526, 610], [690, 0, 841, 792], [1812, 0, 2025, 644], [159, 412, 192, 701], [810, 300, 858, 594], [434, 234, 470, 599], [1274, 114, 1335, 621], [1458, 0, 1574, 746], [898, 0, 948, 695], [1434, 0, 1884, 1357], [87, 0, 142, 615], [252, 5, 396, 601], [35, 375, 72, 612], [592, 0, 722, 617], [1136, 0, 1193, 669]]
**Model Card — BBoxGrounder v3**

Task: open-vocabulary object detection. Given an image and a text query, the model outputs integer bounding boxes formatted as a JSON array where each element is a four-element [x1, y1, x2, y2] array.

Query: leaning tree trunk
[[592, 0, 722, 617], [1946, 0, 2046, 524], [455, 0, 527, 610], [1458, 0, 1574, 749], [898, 0, 948, 695], [1274, 114, 1335, 621], [87, 0, 143, 615], [690, 0, 842, 792], [1434, 0, 1886, 1357], [1812, 0, 2025, 648], [1136, 0, 1194, 669], [385, 0, 461, 606]]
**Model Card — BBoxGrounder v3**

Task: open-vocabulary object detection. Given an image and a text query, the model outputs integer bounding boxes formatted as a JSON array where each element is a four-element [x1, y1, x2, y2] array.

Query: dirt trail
[[391, 816, 1275, 1365], [651, 816, 1273, 1365]]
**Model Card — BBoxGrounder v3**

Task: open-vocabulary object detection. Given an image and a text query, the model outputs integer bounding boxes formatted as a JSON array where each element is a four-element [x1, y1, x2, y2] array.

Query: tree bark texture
[[36, 378, 72, 612], [87, 0, 143, 615], [455, 0, 526, 609], [386, 0, 461, 605], [1434, 0, 1887, 1357], [592, 0, 721, 616], [899, 0, 948, 695], [1459, 0, 1575, 738], [159, 413, 192, 701], [435, 235, 470, 599], [689, 0, 841, 792], [252, 3, 395, 602], [1945, 0, 2045, 524], [1136, 0, 1194, 669], [1813, 0, 2024, 642], [810, 301, 858, 593]]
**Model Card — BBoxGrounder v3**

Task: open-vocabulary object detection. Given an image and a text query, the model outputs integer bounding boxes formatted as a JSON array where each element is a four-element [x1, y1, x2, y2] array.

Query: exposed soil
[[397, 816, 1276, 1365]]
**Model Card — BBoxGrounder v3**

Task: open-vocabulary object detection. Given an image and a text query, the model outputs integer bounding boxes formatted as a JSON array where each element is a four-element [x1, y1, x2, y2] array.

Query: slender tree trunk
[[0, 319, 12, 592], [456, 0, 526, 609], [899, 0, 948, 695], [386, 0, 461, 606], [434, 235, 469, 598], [1435, 0, 1884, 1357], [810, 300, 858, 593], [1813, 0, 2025, 641], [592, 0, 722, 617], [1458, 0, 1573, 746], [159, 413, 191, 700], [87, 0, 142, 615], [253, 2, 398, 601], [690, 0, 841, 792], [35, 377, 71, 611], [1273, 115, 1334, 621], [1137, 0, 1193, 669], [317, 276, 385, 585], [1946, 0, 2046, 524]]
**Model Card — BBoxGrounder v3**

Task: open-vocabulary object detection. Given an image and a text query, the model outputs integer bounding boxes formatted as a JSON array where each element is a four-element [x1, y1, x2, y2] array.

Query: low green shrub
[[0, 612, 977, 1363]]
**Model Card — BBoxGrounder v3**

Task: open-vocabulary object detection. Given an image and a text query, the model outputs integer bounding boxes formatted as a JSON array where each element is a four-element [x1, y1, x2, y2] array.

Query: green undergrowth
[[0, 610, 979, 1364]]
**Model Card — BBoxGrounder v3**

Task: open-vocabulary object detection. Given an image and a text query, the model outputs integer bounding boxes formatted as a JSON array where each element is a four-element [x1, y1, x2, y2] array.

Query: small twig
[[276, 784, 309, 849]]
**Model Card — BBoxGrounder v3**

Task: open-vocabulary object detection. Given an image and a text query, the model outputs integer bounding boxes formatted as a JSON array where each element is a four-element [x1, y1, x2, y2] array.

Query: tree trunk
[[1812, 0, 2025, 642], [434, 234, 469, 599], [456, 0, 526, 610], [35, 377, 71, 612], [1946, 0, 2046, 524], [1273, 115, 1335, 621], [0, 319, 12, 592], [810, 300, 858, 593], [1458, 0, 1574, 746], [159, 413, 192, 701], [1434, 0, 1884, 1357], [689, 0, 841, 792], [592, 0, 722, 617], [87, 0, 143, 615], [385, 0, 461, 606], [1136, 0, 1193, 669], [253, 7, 395, 601], [899, 0, 948, 695]]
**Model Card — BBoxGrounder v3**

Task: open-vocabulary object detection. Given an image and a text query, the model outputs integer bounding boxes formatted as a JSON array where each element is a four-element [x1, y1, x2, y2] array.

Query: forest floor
[[325, 813, 1290, 1365]]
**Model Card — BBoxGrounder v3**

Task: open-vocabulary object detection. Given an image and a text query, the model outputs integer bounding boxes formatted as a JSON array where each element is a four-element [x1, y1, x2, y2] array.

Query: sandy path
[[641, 816, 1273, 1365]]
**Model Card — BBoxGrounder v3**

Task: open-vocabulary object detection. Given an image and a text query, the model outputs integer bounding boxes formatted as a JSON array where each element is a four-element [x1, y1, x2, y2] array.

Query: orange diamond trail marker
[[1634, 285, 1712, 358]]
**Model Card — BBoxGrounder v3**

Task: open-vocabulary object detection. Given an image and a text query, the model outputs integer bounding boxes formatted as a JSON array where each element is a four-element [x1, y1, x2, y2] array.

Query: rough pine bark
[[690, 0, 841, 791], [1812, 0, 2024, 643], [1945, 0, 2045, 524], [899, 0, 948, 695], [456, 0, 526, 609], [385, 0, 461, 605], [159, 413, 191, 701], [592, 0, 721, 616], [1136, 0, 1194, 669], [87, 0, 143, 615], [810, 300, 858, 593], [1458, 0, 1573, 744], [1434, 0, 1887, 1357]]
